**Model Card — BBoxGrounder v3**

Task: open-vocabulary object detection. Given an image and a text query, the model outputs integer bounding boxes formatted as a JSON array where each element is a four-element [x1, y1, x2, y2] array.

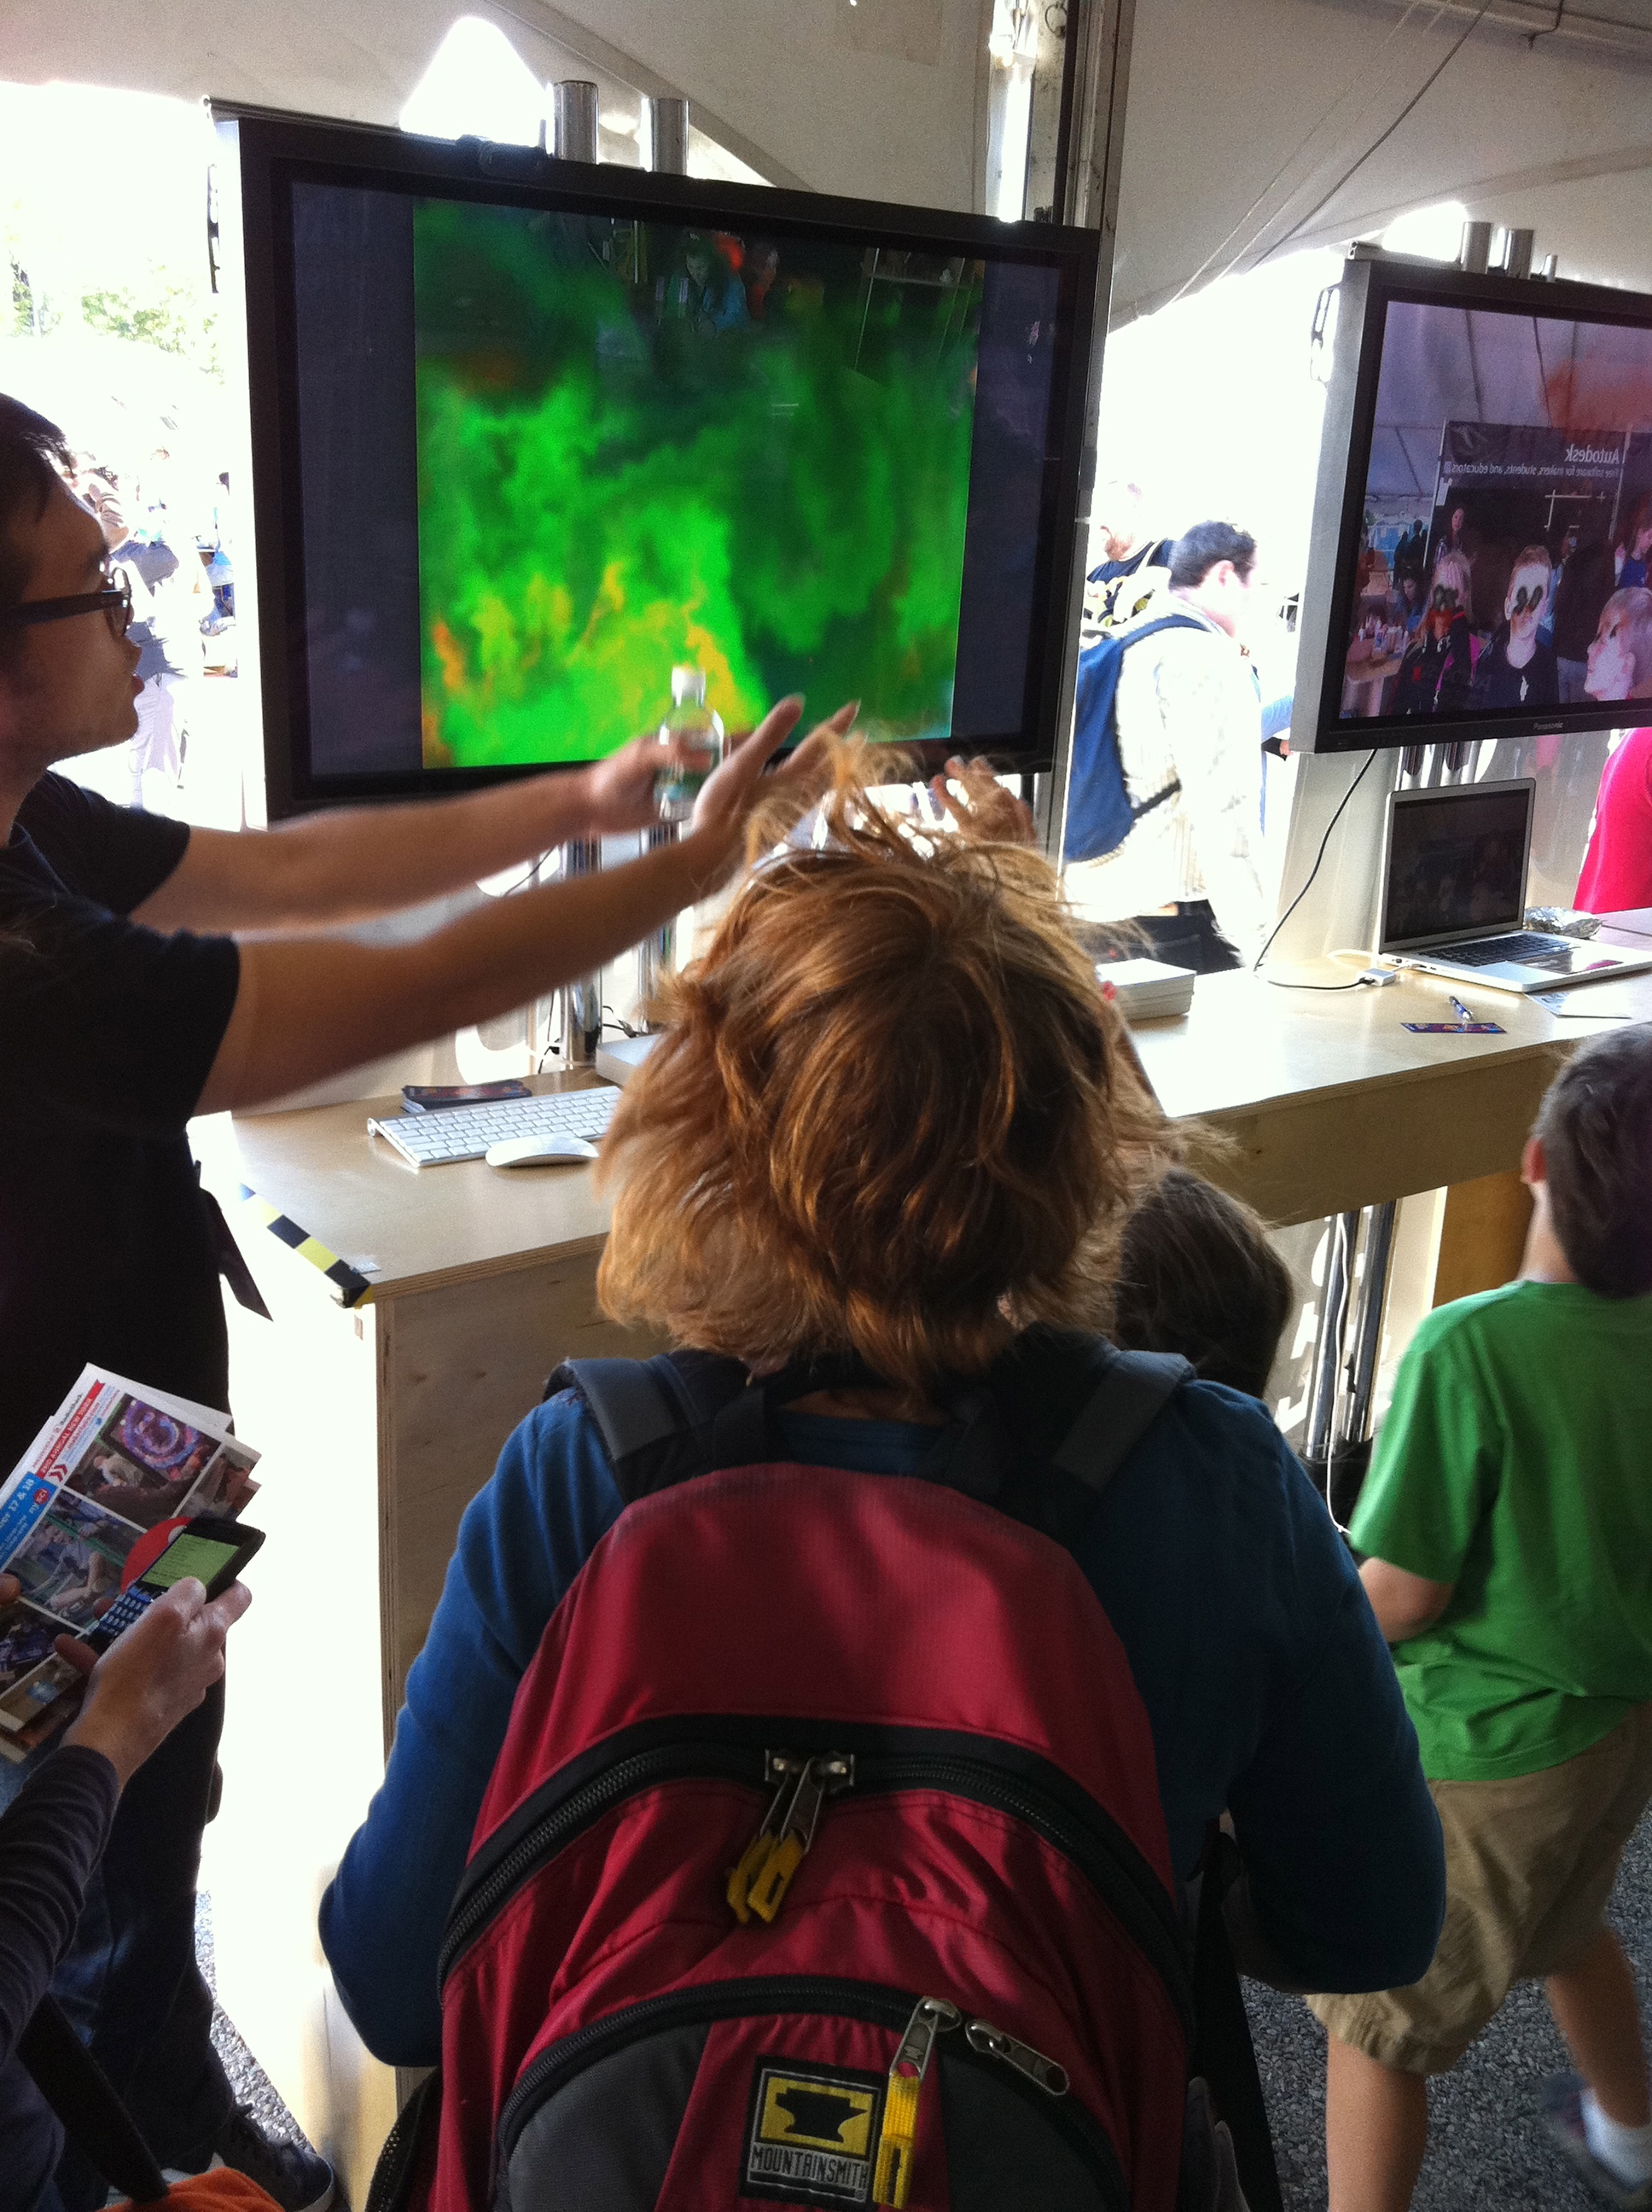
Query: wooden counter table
[[193, 933, 1652, 2198]]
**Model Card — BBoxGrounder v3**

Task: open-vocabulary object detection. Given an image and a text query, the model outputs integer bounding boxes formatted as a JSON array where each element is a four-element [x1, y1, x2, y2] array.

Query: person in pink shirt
[[1576, 728, 1652, 916]]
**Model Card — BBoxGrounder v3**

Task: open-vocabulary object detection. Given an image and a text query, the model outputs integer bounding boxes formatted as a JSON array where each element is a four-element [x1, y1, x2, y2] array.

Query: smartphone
[[401, 1080, 532, 1114], [85, 1517, 265, 1651]]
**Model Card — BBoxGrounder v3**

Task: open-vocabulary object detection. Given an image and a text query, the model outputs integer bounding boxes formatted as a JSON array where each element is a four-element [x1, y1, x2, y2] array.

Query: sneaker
[[201, 2105, 336, 2212], [1540, 2073, 1652, 2210]]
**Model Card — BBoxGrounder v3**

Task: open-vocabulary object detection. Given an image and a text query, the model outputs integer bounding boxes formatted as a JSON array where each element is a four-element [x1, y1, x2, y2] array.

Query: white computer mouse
[[484, 1132, 600, 1169]]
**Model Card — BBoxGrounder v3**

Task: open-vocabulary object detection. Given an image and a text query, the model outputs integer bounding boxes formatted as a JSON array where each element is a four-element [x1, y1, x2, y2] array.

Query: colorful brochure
[[0, 1368, 259, 1761]]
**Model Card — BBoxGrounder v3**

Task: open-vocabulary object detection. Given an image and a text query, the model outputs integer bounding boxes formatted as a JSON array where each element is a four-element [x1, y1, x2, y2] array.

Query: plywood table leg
[[1432, 1169, 1533, 1307]]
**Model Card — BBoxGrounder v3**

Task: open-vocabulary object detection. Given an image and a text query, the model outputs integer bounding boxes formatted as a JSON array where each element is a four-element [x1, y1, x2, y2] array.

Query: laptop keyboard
[[368, 1086, 620, 1167], [1445, 932, 1571, 969]]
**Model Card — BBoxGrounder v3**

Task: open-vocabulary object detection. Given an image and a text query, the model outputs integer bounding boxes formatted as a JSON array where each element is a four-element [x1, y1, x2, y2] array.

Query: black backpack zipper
[[439, 1716, 1191, 2029], [492, 1972, 1130, 2210]]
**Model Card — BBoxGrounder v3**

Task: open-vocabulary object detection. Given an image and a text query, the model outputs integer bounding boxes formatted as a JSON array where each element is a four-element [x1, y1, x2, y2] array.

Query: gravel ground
[[1248, 1811, 1652, 2209]]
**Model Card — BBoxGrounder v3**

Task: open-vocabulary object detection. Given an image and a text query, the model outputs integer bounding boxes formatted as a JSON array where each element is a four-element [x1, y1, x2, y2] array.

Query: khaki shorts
[[1310, 1699, 1652, 2075]]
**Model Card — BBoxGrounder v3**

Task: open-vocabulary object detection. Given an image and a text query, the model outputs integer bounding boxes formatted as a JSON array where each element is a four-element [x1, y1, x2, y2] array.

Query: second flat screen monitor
[[263, 131, 1097, 810], [1335, 285, 1652, 738]]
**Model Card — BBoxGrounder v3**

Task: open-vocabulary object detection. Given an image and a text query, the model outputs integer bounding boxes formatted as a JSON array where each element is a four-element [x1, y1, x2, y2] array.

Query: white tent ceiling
[[3, 0, 1651, 310], [1110, 0, 1652, 324], [0, 0, 992, 210]]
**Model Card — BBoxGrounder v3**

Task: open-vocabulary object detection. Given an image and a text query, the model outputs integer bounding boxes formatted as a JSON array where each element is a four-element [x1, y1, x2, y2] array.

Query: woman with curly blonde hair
[[323, 744, 1442, 2120]]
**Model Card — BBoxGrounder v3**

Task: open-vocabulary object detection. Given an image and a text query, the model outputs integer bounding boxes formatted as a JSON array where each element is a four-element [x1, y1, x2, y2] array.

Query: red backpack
[[370, 1330, 1253, 2212]]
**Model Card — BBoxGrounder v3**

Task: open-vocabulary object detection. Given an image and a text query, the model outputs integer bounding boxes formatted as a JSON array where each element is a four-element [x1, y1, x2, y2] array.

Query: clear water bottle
[[654, 666, 724, 823]]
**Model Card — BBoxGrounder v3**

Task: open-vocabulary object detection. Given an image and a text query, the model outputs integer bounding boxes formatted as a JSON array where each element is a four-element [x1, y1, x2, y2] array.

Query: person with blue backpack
[[321, 740, 1444, 2212], [1064, 521, 1273, 975]]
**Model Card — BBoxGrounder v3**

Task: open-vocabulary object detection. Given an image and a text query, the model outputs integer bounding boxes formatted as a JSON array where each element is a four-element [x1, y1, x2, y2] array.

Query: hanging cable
[[1526, 0, 1566, 49], [1253, 750, 1379, 977], [1160, 0, 1438, 311], [1263, 3, 1492, 261]]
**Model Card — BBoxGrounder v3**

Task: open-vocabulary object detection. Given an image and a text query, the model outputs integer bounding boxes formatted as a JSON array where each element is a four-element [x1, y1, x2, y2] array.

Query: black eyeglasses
[[0, 576, 133, 641]]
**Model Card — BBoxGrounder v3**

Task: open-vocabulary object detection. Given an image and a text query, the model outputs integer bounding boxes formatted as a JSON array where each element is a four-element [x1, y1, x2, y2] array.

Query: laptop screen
[[1381, 783, 1532, 951]]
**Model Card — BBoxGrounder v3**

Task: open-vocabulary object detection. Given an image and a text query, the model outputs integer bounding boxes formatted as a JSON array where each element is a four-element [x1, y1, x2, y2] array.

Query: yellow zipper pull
[[873, 1997, 961, 2207], [727, 1755, 806, 1924], [744, 1754, 853, 1924]]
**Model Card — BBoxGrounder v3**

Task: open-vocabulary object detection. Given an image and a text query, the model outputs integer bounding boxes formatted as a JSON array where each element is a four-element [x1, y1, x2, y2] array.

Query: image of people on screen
[[1393, 554, 1474, 718], [1339, 295, 1652, 725], [1469, 545, 1558, 711], [1618, 500, 1652, 591], [1386, 825, 1523, 944], [1555, 538, 1620, 701], [1585, 588, 1652, 702]]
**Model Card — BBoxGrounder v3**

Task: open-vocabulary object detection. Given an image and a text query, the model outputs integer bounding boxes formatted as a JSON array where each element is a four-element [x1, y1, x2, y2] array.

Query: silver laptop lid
[[1376, 778, 1535, 955]]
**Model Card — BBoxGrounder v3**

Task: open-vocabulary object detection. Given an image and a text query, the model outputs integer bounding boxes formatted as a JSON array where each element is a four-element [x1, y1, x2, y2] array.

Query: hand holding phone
[[60, 1572, 252, 1789], [84, 1516, 265, 1653]]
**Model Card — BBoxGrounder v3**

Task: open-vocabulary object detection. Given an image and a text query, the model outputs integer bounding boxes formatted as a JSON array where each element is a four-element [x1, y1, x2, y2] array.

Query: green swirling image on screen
[[413, 200, 982, 768]]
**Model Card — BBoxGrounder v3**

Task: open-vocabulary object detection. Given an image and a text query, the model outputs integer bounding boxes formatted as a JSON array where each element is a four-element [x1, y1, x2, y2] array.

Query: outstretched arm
[[134, 728, 727, 935], [197, 702, 843, 1114]]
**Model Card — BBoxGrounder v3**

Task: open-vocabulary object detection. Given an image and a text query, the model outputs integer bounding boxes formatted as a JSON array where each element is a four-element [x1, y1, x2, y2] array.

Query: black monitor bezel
[[226, 108, 1102, 817], [1297, 247, 1652, 756]]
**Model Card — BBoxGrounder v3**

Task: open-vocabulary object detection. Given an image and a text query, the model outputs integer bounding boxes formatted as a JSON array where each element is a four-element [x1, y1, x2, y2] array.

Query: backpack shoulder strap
[[544, 1350, 747, 1503], [1121, 611, 1207, 645], [1049, 1347, 1194, 1500], [550, 1335, 1192, 1520]]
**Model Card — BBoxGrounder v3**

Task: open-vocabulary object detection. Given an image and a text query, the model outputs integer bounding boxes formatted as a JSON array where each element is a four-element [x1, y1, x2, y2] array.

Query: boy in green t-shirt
[[1312, 1024, 1652, 2212]]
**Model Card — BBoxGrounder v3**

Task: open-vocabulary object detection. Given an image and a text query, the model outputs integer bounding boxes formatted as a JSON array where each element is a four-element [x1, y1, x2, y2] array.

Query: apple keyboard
[[368, 1086, 620, 1168]]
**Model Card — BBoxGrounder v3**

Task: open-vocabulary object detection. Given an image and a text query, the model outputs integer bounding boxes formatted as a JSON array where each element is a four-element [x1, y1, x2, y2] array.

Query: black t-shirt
[[1468, 627, 1560, 711], [0, 776, 240, 1468]]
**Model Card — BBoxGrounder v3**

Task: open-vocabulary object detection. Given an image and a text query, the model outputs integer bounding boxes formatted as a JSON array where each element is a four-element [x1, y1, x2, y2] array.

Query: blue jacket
[[321, 1381, 1444, 2064]]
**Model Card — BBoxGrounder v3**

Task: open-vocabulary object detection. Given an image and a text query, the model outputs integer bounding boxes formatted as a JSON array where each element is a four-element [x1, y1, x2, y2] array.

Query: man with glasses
[[0, 392, 836, 2212]]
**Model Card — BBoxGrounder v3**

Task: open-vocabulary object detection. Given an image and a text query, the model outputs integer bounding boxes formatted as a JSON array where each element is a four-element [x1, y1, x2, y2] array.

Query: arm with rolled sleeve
[[318, 1399, 623, 2066]]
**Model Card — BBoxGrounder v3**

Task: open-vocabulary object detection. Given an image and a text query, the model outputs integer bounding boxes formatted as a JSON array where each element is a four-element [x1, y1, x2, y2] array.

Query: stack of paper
[[1096, 958, 1197, 1023], [0, 1370, 260, 1761]]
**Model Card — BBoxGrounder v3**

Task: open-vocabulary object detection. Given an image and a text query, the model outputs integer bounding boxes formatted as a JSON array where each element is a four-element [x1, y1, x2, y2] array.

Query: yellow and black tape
[[237, 1185, 375, 1309]]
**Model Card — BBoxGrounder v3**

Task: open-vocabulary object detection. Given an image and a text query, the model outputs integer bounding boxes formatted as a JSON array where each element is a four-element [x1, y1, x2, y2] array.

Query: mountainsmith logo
[[742, 2060, 884, 2207]]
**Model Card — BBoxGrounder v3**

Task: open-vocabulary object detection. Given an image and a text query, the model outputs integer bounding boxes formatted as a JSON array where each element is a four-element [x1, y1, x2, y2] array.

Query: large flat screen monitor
[[1293, 247, 1652, 754], [224, 111, 1102, 815]]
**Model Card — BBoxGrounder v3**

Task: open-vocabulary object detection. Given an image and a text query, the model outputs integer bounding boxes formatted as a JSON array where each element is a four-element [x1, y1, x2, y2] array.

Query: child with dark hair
[[1312, 1023, 1652, 2212], [1112, 1167, 1294, 1403]]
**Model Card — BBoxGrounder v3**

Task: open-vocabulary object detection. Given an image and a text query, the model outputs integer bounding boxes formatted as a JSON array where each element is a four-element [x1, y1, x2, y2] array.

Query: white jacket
[[1064, 596, 1271, 959]]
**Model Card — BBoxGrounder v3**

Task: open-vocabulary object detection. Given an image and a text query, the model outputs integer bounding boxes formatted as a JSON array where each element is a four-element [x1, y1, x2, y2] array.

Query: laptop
[[1376, 778, 1652, 995]]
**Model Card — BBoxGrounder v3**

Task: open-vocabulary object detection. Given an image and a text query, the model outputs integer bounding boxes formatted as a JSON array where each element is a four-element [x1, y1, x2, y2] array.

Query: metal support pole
[[550, 81, 598, 164], [1020, 0, 1137, 862], [1328, 1199, 1398, 1528], [1303, 1211, 1358, 1499], [557, 837, 602, 1065], [642, 96, 689, 177]]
